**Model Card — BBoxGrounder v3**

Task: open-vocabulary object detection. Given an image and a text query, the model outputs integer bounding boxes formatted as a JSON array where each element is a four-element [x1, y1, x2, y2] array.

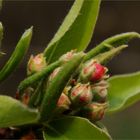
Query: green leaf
[[0, 27, 32, 83], [84, 32, 140, 61], [94, 45, 127, 64], [107, 71, 140, 114], [43, 116, 111, 140], [44, 0, 101, 63], [40, 53, 84, 122], [0, 95, 39, 128]]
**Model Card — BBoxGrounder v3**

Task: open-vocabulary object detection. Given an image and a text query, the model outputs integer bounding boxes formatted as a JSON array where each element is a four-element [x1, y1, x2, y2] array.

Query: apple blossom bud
[[81, 102, 108, 122], [57, 93, 71, 111], [70, 83, 93, 107], [91, 80, 109, 103], [59, 50, 76, 63], [27, 53, 47, 75], [22, 87, 34, 105], [79, 60, 108, 83]]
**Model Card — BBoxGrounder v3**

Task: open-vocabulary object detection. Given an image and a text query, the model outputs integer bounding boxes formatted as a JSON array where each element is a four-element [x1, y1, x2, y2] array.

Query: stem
[[18, 60, 62, 96]]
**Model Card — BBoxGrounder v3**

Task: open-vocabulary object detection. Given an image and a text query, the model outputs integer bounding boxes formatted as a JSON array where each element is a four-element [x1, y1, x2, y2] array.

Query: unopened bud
[[91, 80, 109, 103], [70, 83, 93, 107], [80, 60, 108, 83], [22, 87, 34, 105], [57, 93, 71, 110], [59, 50, 76, 63], [27, 53, 47, 75], [81, 102, 108, 122]]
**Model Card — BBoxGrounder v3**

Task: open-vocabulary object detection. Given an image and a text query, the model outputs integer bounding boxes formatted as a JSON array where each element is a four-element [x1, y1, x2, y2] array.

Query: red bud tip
[[90, 63, 106, 81]]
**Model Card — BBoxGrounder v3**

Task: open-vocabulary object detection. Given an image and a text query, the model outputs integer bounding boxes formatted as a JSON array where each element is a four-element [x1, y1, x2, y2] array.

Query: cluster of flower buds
[[46, 56, 109, 122], [27, 53, 47, 75], [27, 51, 109, 122]]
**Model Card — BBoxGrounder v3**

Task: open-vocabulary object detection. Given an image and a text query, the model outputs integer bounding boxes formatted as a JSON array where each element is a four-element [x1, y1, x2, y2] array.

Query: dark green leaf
[[40, 53, 84, 122], [0, 95, 39, 128], [84, 32, 140, 61], [107, 71, 140, 114], [43, 116, 111, 140], [0, 27, 32, 83], [44, 0, 101, 63]]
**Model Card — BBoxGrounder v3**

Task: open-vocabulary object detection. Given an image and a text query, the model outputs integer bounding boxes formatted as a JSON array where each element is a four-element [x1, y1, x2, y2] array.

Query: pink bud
[[80, 60, 108, 83], [57, 93, 71, 110], [59, 50, 76, 63], [82, 102, 108, 122], [70, 84, 93, 107], [90, 63, 106, 81], [91, 80, 109, 103], [27, 53, 47, 75]]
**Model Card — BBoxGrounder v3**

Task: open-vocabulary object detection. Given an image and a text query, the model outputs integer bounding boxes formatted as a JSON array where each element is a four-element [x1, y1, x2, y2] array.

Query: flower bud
[[52, 93, 71, 116], [81, 102, 108, 122], [22, 87, 34, 105], [59, 50, 76, 63], [27, 53, 47, 75], [70, 83, 93, 107], [57, 93, 71, 111], [91, 80, 109, 103], [79, 60, 108, 83]]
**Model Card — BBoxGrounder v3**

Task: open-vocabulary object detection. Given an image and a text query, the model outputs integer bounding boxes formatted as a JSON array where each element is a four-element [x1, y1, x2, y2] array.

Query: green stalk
[[95, 45, 128, 64], [28, 80, 43, 108], [18, 60, 62, 95], [84, 32, 140, 62]]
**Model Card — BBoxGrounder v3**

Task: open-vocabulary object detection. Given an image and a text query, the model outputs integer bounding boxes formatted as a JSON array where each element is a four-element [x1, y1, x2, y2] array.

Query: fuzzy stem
[[18, 60, 62, 96]]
